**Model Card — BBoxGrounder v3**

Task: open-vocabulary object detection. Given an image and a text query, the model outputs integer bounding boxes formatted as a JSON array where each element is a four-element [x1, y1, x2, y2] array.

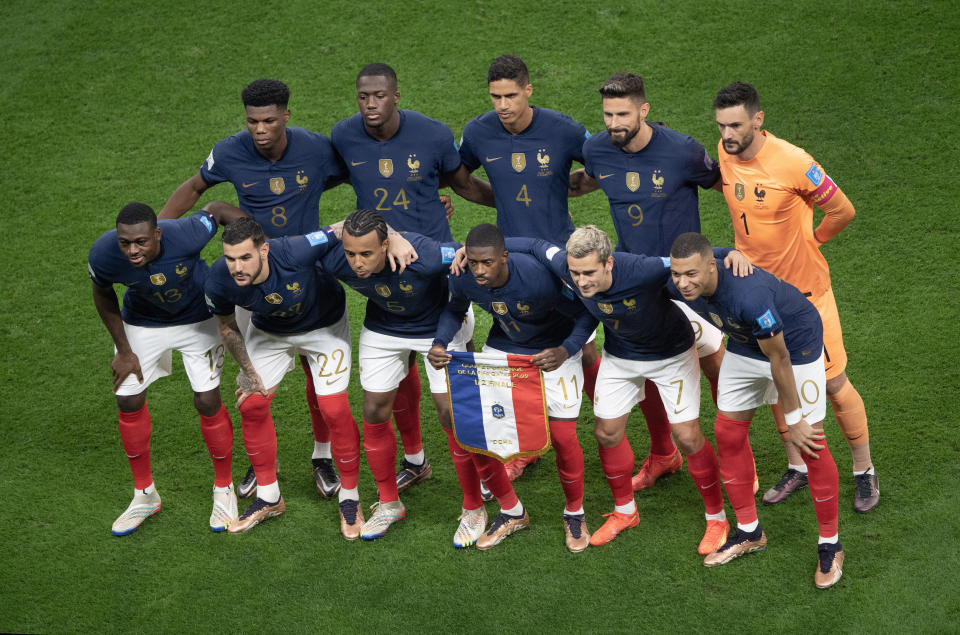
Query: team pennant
[[445, 351, 549, 461]]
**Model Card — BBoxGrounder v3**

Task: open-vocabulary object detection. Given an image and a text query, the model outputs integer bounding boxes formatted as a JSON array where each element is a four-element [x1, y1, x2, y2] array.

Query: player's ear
[[260, 241, 270, 258], [640, 102, 651, 118], [753, 110, 764, 129], [394, 91, 401, 105], [525, 83, 533, 98]]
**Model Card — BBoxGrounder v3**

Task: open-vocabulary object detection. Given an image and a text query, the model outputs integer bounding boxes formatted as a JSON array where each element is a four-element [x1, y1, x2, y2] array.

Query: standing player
[[318, 209, 482, 544], [713, 82, 878, 512], [204, 218, 360, 536], [331, 63, 495, 494], [458, 54, 600, 480], [160, 79, 347, 501], [668, 232, 844, 589], [428, 224, 596, 552], [568, 72, 728, 493], [506, 227, 747, 554], [89, 201, 244, 536]]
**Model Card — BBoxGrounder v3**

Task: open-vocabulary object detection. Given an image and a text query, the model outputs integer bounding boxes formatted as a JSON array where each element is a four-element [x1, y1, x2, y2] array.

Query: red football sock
[[640, 381, 676, 456], [301, 358, 330, 443], [582, 356, 601, 403], [443, 426, 482, 509], [316, 393, 361, 490], [363, 418, 399, 503], [598, 435, 635, 506], [118, 403, 153, 490], [199, 403, 234, 488], [803, 437, 840, 539], [238, 393, 278, 486], [550, 420, 585, 512], [714, 413, 757, 525], [392, 365, 423, 455], [685, 439, 724, 515], [471, 453, 519, 510]]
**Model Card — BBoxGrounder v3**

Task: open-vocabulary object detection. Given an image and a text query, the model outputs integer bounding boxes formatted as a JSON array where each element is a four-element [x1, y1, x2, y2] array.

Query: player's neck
[[502, 106, 534, 135], [623, 122, 653, 153], [737, 130, 766, 162], [365, 111, 401, 142]]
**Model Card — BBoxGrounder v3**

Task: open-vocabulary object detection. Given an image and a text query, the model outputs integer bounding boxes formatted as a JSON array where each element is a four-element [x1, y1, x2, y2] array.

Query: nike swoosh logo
[[673, 406, 689, 415], [241, 182, 259, 188], [598, 173, 613, 179], [485, 156, 502, 162], [700, 481, 717, 490], [351, 161, 367, 166], [802, 411, 815, 419], [815, 496, 834, 503], [325, 379, 341, 385], [721, 478, 735, 485]]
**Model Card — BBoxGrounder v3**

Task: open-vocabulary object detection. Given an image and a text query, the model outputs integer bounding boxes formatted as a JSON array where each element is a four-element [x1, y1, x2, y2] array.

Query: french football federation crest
[[652, 169, 664, 193], [407, 154, 420, 180], [492, 301, 508, 315], [536, 148, 550, 175], [265, 293, 283, 304], [375, 284, 391, 298], [270, 177, 285, 195], [149, 273, 167, 286], [491, 404, 505, 419], [286, 282, 302, 296], [511, 153, 526, 172], [622, 298, 636, 310], [735, 183, 745, 201], [626, 172, 640, 192], [175, 264, 188, 276], [710, 312, 723, 328], [379, 159, 394, 178], [296, 170, 308, 192], [398, 280, 414, 294], [598, 302, 613, 314], [516, 302, 530, 314], [726, 317, 742, 329]]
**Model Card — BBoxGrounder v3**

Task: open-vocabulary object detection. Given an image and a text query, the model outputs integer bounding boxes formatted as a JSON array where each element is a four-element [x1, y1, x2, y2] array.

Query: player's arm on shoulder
[[444, 164, 496, 208], [159, 171, 212, 220], [91, 280, 143, 391], [383, 225, 418, 273], [503, 237, 567, 277], [568, 168, 600, 197], [202, 200, 249, 226], [712, 247, 754, 277]]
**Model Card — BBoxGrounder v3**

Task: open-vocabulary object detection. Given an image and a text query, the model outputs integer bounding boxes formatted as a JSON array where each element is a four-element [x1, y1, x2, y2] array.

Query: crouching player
[[316, 209, 478, 542], [90, 201, 244, 535], [429, 224, 596, 552], [668, 232, 843, 588], [506, 227, 746, 554]]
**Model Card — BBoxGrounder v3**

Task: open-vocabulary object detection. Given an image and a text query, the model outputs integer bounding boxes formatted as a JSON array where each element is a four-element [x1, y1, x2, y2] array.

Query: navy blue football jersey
[[459, 107, 589, 243], [199, 126, 347, 237], [667, 263, 823, 364], [319, 233, 459, 338], [331, 111, 462, 241], [204, 230, 345, 334], [583, 124, 719, 256], [434, 253, 593, 356], [88, 212, 218, 327]]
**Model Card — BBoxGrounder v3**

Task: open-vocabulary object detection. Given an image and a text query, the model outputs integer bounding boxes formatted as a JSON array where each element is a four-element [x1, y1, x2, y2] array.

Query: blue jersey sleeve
[[203, 263, 237, 316], [199, 138, 233, 186], [437, 124, 463, 175], [685, 137, 720, 189], [432, 276, 471, 348], [458, 120, 482, 171], [745, 300, 785, 340], [503, 237, 568, 279]]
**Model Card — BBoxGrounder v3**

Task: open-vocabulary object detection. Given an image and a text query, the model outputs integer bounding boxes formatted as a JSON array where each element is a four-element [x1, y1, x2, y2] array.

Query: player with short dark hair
[[429, 224, 596, 553], [668, 232, 844, 588], [331, 63, 495, 495], [160, 78, 348, 502], [506, 226, 750, 553], [713, 81, 878, 512], [318, 210, 485, 544], [459, 54, 600, 483], [89, 201, 245, 536], [567, 72, 729, 494]]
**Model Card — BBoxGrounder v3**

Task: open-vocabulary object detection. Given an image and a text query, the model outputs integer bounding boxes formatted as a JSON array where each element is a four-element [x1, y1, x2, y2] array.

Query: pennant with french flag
[[445, 351, 550, 461]]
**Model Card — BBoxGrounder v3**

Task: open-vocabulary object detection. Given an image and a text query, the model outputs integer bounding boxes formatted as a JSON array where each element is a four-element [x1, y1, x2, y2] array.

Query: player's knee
[[593, 421, 623, 448], [671, 420, 704, 454], [825, 372, 848, 395], [193, 389, 222, 416], [116, 393, 146, 413]]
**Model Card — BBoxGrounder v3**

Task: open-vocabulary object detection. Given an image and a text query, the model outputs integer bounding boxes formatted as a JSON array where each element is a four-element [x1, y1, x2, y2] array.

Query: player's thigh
[[114, 323, 174, 396], [592, 350, 646, 419], [172, 318, 225, 393], [716, 351, 778, 413], [811, 288, 848, 380], [793, 352, 827, 424], [673, 299, 724, 357], [408, 337, 460, 394], [358, 328, 413, 393], [245, 326, 298, 390], [646, 345, 702, 423], [297, 311, 352, 395]]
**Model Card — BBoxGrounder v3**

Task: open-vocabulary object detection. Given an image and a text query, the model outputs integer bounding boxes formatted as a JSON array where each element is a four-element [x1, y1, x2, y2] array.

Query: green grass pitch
[[1, 1, 958, 632]]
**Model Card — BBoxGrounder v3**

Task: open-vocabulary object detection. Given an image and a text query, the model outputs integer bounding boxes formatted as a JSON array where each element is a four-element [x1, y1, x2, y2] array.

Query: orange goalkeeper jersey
[[717, 130, 849, 298]]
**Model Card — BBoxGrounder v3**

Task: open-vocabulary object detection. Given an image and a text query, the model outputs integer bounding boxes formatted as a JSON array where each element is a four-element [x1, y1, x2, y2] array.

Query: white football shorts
[[483, 345, 583, 420], [717, 350, 826, 422], [592, 346, 701, 423], [673, 300, 724, 358]]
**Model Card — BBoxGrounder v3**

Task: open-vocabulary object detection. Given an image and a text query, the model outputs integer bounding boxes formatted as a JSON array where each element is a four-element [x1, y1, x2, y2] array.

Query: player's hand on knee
[[111, 351, 143, 392], [789, 420, 826, 458], [235, 370, 267, 407], [427, 344, 452, 369], [449, 246, 468, 276], [386, 233, 418, 273], [440, 194, 455, 220], [724, 250, 754, 277], [531, 347, 568, 372]]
